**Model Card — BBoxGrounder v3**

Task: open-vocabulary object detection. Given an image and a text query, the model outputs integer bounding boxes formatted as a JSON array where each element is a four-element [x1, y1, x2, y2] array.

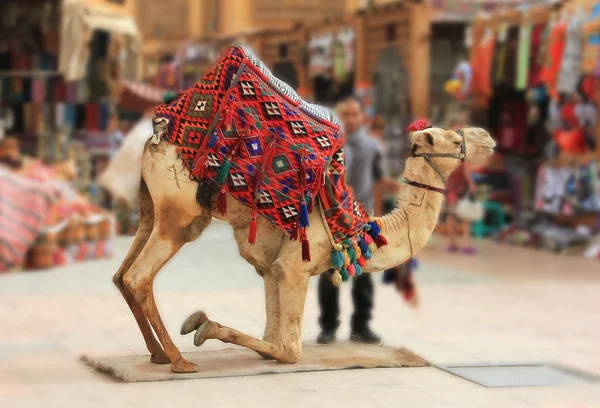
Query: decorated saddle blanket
[[153, 45, 387, 281]]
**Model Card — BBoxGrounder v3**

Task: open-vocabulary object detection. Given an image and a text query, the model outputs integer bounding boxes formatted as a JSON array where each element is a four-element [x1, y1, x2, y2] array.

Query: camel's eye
[[424, 132, 434, 146]]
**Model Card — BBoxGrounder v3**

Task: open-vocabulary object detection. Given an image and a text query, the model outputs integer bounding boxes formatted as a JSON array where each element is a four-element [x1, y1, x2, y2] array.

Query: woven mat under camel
[[81, 343, 428, 383]]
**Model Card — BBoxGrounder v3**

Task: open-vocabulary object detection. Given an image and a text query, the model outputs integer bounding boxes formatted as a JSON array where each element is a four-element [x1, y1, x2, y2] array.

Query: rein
[[404, 128, 466, 194]]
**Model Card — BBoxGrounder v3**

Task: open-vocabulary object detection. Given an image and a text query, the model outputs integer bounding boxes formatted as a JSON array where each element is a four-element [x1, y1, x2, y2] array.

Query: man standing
[[317, 96, 397, 344]]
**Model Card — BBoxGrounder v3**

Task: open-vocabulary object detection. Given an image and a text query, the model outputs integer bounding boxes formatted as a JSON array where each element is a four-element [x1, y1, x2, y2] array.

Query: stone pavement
[[1, 221, 599, 407]]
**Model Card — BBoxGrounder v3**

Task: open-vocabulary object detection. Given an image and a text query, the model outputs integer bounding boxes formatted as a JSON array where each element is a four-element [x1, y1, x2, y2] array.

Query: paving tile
[[1, 225, 599, 407]]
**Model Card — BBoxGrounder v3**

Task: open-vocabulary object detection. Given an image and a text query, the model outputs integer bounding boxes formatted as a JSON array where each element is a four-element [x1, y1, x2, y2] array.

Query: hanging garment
[[557, 13, 585, 95], [541, 21, 567, 99], [529, 23, 547, 87], [332, 37, 346, 84], [308, 33, 334, 79], [493, 24, 509, 85], [516, 24, 532, 90], [584, 4, 600, 75], [339, 29, 355, 77], [453, 60, 472, 98], [504, 26, 520, 87], [471, 32, 495, 101]]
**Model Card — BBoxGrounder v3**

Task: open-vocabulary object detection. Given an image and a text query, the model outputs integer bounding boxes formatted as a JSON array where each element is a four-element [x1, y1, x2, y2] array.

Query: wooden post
[[408, 1, 431, 119], [354, 11, 368, 92]]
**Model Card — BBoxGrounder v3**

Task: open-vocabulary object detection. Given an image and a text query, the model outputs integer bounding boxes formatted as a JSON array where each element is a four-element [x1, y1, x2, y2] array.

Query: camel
[[112, 123, 495, 373]]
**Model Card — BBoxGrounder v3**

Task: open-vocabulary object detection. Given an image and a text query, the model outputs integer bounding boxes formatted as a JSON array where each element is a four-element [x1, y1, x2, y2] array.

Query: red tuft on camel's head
[[407, 119, 430, 133]]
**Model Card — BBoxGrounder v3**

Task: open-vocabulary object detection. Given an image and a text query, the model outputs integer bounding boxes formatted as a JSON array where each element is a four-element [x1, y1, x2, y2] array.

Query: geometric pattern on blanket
[[154, 45, 387, 283]]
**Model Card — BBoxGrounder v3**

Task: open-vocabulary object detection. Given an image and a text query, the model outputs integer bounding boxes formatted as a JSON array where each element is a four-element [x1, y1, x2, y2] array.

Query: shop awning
[[59, 0, 141, 81], [118, 81, 167, 113], [431, 0, 545, 22]]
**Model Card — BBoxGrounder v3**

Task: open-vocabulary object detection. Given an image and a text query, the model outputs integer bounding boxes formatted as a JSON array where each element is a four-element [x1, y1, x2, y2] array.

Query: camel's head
[[409, 126, 495, 175]]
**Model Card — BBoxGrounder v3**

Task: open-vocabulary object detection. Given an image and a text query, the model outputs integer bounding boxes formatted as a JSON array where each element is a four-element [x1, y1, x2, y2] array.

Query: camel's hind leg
[[183, 267, 310, 364], [112, 179, 168, 364]]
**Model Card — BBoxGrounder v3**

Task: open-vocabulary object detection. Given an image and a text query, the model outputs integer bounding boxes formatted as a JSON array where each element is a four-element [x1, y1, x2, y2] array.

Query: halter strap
[[409, 128, 467, 190], [402, 178, 445, 194]]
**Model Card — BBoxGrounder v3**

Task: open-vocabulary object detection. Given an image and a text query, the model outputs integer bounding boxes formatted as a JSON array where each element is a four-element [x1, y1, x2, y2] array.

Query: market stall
[[461, 0, 600, 257], [0, 0, 139, 271]]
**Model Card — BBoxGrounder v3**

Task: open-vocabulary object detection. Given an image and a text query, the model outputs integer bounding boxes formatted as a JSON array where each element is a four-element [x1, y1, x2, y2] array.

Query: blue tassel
[[367, 221, 381, 238], [354, 263, 362, 276], [331, 250, 345, 269], [358, 236, 369, 255], [207, 130, 218, 148], [340, 268, 350, 282], [299, 199, 309, 228], [363, 247, 372, 259]]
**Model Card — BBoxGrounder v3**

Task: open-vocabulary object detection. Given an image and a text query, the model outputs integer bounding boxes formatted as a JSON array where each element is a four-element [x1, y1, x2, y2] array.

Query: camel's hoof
[[170, 357, 198, 373], [193, 320, 218, 347], [180, 311, 208, 335], [150, 351, 170, 365], [256, 351, 275, 360]]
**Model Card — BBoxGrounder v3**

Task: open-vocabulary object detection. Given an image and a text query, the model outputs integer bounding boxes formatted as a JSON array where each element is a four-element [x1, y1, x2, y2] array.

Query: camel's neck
[[364, 157, 448, 271]]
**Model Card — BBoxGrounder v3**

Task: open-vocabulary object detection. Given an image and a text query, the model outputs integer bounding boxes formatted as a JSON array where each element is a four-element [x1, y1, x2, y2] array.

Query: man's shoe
[[316, 329, 336, 344], [350, 328, 382, 344]]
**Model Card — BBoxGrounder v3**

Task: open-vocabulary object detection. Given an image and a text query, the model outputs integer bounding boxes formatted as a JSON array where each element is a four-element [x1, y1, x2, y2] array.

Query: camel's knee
[[277, 343, 302, 364], [112, 271, 124, 287], [123, 272, 150, 303]]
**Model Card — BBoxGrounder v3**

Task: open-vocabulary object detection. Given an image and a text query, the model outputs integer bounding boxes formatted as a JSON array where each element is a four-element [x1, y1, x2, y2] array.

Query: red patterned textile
[[153, 46, 381, 266]]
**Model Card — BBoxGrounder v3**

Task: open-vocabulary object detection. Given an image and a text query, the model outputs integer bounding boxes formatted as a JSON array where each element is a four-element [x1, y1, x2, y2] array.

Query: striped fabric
[[0, 168, 55, 271]]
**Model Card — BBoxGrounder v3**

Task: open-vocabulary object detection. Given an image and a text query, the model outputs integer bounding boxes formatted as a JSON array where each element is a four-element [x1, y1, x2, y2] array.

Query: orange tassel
[[248, 211, 257, 244], [217, 187, 227, 215]]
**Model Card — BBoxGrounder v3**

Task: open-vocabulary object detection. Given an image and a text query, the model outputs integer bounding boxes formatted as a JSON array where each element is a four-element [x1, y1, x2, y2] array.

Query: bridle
[[403, 128, 467, 194]]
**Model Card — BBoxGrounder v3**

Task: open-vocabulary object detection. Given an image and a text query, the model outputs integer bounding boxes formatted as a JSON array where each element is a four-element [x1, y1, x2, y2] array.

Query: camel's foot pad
[[81, 343, 428, 383]]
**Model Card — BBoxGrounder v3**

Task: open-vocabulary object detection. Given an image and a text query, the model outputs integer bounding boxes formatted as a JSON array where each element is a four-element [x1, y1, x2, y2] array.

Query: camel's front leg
[[182, 270, 310, 363], [124, 230, 197, 373]]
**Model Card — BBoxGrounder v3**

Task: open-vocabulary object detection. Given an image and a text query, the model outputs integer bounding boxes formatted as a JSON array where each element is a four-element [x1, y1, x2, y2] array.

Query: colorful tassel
[[358, 235, 369, 255], [299, 198, 309, 228], [301, 229, 311, 262], [290, 223, 299, 241], [217, 187, 227, 215], [340, 268, 350, 282], [248, 210, 257, 244], [353, 242, 362, 260], [224, 105, 235, 131], [331, 250, 345, 269], [347, 263, 356, 277], [367, 221, 381, 238], [331, 269, 343, 286], [363, 246, 372, 259], [308, 194, 314, 213], [364, 233, 377, 253], [357, 256, 366, 267], [343, 250, 351, 267], [347, 245, 357, 264], [354, 263, 363, 276], [375, 234, 388, 248], [207, 130, 218, 148], [216, 158, 231, 185]]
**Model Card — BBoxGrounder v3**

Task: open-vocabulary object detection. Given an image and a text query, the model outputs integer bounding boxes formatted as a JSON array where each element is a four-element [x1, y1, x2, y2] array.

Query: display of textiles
[[534, 163, 600, 215]]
